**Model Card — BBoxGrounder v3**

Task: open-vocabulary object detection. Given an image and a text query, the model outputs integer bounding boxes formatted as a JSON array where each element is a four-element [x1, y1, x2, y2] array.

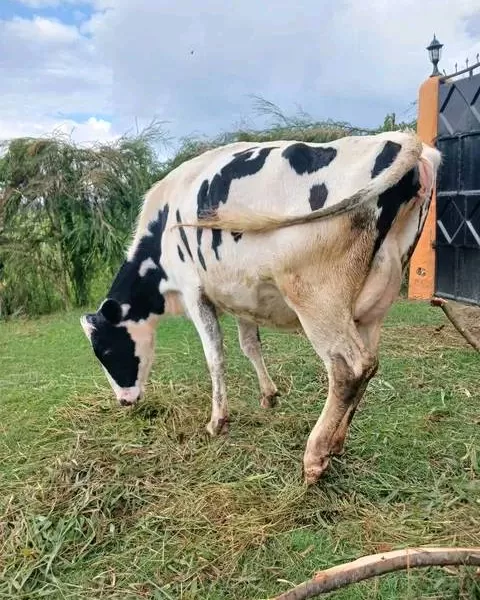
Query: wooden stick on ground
[[271, 547, 480, 600], [430, 297, 480, 352]]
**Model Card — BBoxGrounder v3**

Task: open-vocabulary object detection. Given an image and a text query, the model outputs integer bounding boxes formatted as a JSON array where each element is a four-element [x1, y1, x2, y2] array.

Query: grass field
[[1, 300, 479, 599]]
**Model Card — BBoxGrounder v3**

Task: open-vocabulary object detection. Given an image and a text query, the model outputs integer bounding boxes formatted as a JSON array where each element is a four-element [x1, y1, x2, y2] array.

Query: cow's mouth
[[119, 396, 140, 407]]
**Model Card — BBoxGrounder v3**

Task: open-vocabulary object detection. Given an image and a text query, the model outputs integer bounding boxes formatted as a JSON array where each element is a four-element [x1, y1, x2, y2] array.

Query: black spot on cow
[[106, 204, 170, 321], [196, 228, 207, 270], [417, 203, 425, 232], [88, 313, 139, 388], [401, 189, 433, 268], [309, 183, 328, 210], [197, 179, 210, 218], [233, 147, 258, 157], [232, 231, 242, 242], [212, 229, 222, 259], [282, 143, 337, 175], [372, 166, 421, 259], [197, 147, 275, 219], [197, 248, 207, 271], [176, 209, 193, 260], [196, 147, 276, 256], [371, 141, 401, 178], [177, 245, 185, 262]]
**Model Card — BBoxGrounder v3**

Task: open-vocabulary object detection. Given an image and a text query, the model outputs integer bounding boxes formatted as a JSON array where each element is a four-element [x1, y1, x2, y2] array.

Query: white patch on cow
[[80, 315, 94, 340], [125, 317, 157, 395], [245, 147, 260, 160], [139, 258, 157, 277], [121, 303, 130, 318], [102, 366, 140, 405]]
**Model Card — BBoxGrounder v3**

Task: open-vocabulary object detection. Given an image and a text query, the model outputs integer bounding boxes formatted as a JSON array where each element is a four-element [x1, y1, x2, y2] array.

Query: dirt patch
[[432, 300, 480, 348], [382, 324, 469, 358], [382, 304, 480, 358]]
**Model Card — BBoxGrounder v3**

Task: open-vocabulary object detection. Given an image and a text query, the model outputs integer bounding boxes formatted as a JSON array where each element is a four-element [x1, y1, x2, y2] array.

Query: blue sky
[[0, 0, 479, 156], [0, 1, 93, 23]]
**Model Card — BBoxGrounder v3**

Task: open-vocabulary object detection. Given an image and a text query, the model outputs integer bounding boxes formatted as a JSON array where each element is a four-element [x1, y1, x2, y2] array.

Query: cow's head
[[80, 298, 155, 406]]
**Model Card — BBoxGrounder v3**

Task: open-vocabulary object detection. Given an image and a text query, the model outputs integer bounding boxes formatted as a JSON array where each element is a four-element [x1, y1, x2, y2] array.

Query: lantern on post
[[427, 34, 443, 77]]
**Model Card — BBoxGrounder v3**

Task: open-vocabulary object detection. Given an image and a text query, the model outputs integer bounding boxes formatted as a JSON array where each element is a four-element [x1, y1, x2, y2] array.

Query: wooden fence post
[[408, 76, 440, 300]]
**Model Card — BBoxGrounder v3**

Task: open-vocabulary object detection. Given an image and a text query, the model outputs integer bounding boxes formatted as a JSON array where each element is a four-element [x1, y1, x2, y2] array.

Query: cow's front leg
[[236, 318, 278, 408], [185, 292, 228, 436]]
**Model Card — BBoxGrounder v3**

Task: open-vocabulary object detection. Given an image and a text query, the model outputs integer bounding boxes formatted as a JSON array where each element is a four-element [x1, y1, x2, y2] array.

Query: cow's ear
[[99, 298, 122, 325]]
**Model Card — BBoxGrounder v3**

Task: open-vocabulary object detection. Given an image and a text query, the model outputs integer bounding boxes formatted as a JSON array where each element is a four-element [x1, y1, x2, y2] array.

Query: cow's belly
[[203, 279, 301, 331]]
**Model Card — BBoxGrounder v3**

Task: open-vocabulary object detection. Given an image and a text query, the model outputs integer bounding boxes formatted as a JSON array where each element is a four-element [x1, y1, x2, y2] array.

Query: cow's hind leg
[[330, 246, 403, 456], [330, 321, 381, 456], [280, 278, 377, 484], [237, 318, 278, 408], [301, 319, 377, 484], [183, 292, 228, 436]]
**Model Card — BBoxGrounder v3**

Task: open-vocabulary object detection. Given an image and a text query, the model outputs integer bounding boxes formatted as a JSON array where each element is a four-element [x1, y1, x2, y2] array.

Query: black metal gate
[[435, 69, 480, 305]]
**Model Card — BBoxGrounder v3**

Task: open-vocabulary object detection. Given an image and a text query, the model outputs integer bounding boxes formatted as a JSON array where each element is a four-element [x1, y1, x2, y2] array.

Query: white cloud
[[0, 116, 117, 145], [82, 0, 480, 135], [52, 116, 116, 143], [327, 0, 477, 104], [320, 0, 479, 98], [16, 0, 92, 7], [0, 1, 479, 149], [0, 12, 113, 144], [3, 15, 81, 44], [16, 0, 114, 7]]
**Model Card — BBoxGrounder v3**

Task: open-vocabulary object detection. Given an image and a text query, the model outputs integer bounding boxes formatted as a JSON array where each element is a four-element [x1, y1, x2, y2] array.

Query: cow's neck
[[107, 204, 171, 325], [107, 257, 167, 324]]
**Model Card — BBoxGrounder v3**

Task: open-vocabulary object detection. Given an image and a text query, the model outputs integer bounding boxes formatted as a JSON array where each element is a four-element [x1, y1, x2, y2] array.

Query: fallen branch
[[430, 297, 480, 352], [271, 547, 480, 600]]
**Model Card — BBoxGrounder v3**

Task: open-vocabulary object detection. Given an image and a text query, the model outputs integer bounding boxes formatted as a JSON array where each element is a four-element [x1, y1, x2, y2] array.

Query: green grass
[[0, 300, 479, 599]]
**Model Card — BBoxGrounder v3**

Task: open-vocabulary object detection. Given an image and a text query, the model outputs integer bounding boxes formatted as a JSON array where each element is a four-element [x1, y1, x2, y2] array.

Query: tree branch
[[430, 297, 480, 352], [272, 547, 480, 600]]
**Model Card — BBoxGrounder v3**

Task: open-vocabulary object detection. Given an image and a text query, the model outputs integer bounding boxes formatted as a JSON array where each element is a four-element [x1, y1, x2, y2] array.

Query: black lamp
[[427, 34, 443, 76]]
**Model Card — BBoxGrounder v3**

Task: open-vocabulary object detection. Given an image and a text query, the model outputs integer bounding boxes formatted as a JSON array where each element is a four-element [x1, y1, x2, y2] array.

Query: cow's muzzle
[[119, 397, 138, 407], [115, 384, 141, 407], [117, 390, 141, 407]]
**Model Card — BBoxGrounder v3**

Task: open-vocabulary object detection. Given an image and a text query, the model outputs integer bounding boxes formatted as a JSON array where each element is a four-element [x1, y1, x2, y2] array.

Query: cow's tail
[[178, 133, 424, 234]]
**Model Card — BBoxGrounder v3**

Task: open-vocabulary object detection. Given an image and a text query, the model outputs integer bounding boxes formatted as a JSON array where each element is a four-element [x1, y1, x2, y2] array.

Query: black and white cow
[[81, 131, 441, 484]]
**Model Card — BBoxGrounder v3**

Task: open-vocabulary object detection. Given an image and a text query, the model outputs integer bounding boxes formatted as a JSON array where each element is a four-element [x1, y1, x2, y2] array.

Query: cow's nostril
[[119, 398, 131, 407]]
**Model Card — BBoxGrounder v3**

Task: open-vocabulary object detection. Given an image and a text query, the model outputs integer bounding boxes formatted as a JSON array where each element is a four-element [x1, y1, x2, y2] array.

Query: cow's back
[[170, 133, 415, 223], [124, 130, 439, 331]]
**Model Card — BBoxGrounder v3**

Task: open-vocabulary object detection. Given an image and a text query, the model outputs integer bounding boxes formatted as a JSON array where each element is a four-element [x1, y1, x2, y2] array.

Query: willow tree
[[0, 125, 166, 316]]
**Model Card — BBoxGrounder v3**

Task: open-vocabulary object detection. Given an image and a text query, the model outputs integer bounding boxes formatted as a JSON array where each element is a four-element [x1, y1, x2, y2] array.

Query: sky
[[1, 0, 479, 156]]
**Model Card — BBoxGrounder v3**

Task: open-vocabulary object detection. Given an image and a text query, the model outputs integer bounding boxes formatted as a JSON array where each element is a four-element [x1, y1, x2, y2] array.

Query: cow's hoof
[[206, 417, 229, 436], [260, 390, 280, 409], [303, 458, 330, 485], [330, 439, 346, 456]]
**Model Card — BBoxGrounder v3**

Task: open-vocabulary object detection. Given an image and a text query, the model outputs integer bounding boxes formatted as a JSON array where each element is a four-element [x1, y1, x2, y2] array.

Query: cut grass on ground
[[0, 300, 479, 599]]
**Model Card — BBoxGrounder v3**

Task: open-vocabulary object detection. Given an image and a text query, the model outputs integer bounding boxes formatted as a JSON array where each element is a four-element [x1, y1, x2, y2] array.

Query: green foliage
[[0, 124, 167, 316], [0, 101, 417, 318]]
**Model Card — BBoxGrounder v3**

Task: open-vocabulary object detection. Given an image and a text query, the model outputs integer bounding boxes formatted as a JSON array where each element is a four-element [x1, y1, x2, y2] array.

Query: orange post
[[408, 76, 440, 300]]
